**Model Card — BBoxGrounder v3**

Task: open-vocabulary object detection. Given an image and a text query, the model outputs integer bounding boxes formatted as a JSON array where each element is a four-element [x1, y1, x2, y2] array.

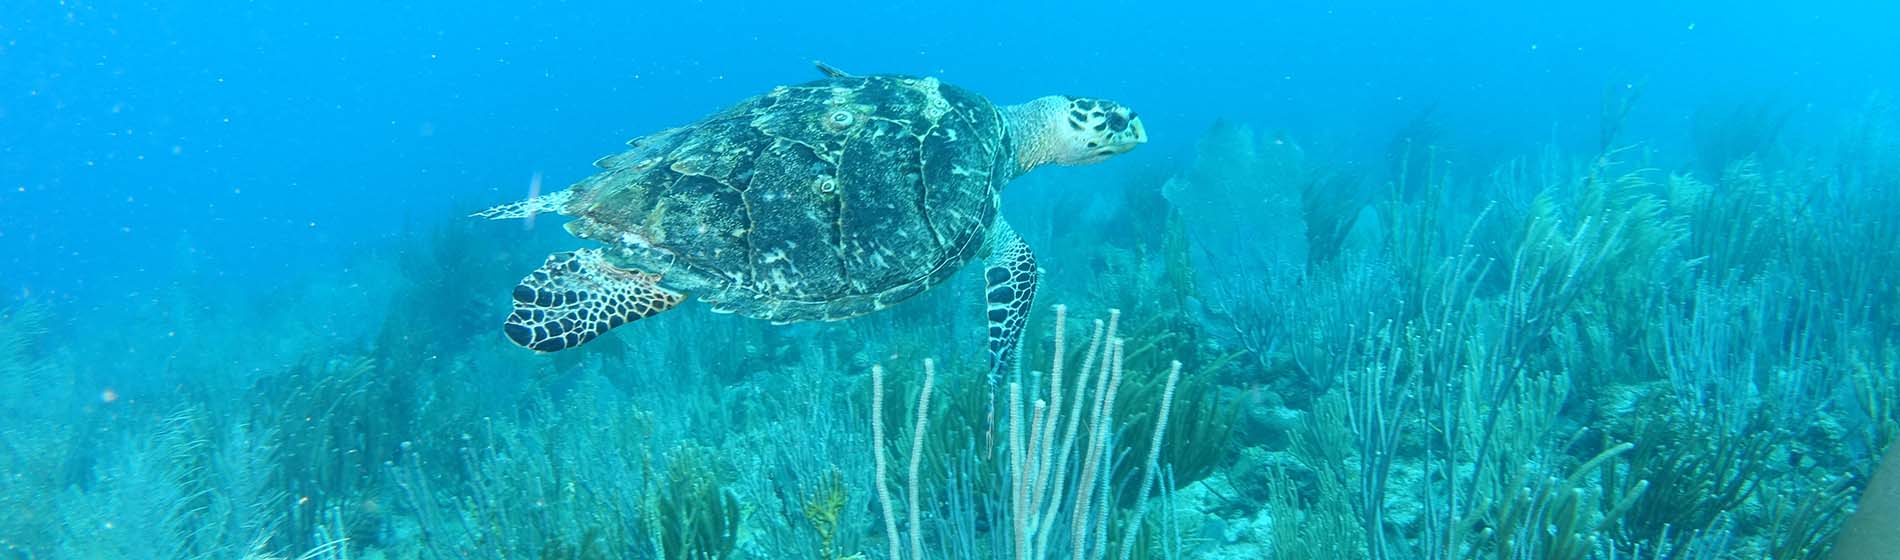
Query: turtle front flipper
[[983, 221, 1040, 385], [504, 248, 683, 352]]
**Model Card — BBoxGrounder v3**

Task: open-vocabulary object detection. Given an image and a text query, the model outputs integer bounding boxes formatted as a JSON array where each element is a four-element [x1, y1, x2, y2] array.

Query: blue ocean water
[[4, 1, 1900, 558], [8, 1, 1896, 303]]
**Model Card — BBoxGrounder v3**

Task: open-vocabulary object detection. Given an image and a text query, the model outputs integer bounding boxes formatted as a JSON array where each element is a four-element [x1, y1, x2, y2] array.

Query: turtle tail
[[472, 189, 574, 220], [504, 248, 683, 352]]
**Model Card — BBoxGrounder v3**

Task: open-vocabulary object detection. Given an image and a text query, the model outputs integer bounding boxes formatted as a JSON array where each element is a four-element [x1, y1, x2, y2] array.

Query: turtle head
[[1004, 95, 1147, 174]]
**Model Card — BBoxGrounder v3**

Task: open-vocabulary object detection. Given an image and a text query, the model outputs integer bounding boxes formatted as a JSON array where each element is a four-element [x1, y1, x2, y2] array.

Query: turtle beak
[[1107, 112, 1145, 152]]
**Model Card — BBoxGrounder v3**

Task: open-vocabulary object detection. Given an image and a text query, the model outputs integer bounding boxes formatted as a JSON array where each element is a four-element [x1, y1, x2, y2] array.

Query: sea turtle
[[475, 62, 1146, 380]]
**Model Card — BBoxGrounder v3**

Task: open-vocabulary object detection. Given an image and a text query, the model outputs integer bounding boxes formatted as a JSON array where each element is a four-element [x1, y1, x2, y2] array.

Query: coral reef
[[3, 89, 1898, 560]]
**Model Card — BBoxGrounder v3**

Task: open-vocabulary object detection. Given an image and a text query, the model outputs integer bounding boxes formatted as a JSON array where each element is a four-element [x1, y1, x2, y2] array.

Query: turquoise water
[[3, 2, 1898, 558]]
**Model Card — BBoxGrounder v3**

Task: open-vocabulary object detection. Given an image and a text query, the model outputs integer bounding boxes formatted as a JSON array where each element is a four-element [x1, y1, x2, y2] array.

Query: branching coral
[[869, 306, 1187, 560], [646, 442, 745, 560], [1607, 408, 1773, 556]]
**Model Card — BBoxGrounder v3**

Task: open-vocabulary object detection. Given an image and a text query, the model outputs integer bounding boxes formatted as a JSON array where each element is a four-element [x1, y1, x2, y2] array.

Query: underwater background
[[5, 1, 1900, 558]]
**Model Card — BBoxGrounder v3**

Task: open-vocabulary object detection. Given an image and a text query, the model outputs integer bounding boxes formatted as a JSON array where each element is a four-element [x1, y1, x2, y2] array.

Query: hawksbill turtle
[[475, 62, 1146, 380]]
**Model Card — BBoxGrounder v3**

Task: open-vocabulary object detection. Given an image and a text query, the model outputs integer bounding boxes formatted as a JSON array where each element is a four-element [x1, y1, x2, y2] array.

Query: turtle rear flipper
[[812, 60, 853, 78], [472, 189, 574, 220], [504, 248, 683, 352]]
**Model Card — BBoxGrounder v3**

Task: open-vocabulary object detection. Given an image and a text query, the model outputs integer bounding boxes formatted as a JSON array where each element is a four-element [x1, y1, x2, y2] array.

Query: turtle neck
[[999, 96, 1071, 178]]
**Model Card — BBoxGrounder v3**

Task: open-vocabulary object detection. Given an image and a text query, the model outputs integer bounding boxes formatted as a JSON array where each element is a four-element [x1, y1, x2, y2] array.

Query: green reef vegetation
[[4, 92, 1900, 560]]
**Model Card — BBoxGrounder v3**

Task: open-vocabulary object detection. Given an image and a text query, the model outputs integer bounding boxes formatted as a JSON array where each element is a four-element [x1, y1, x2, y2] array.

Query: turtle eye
[[1106, 113, 1128, 132]]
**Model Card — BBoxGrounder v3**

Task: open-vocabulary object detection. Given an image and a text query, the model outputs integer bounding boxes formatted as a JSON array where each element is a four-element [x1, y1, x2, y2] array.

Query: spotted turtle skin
[[557, 74, 1016, 322]]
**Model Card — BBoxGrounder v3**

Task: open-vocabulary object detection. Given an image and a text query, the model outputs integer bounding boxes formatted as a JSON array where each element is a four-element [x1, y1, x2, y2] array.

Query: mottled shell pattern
[[557, 74, 1015, 322]]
